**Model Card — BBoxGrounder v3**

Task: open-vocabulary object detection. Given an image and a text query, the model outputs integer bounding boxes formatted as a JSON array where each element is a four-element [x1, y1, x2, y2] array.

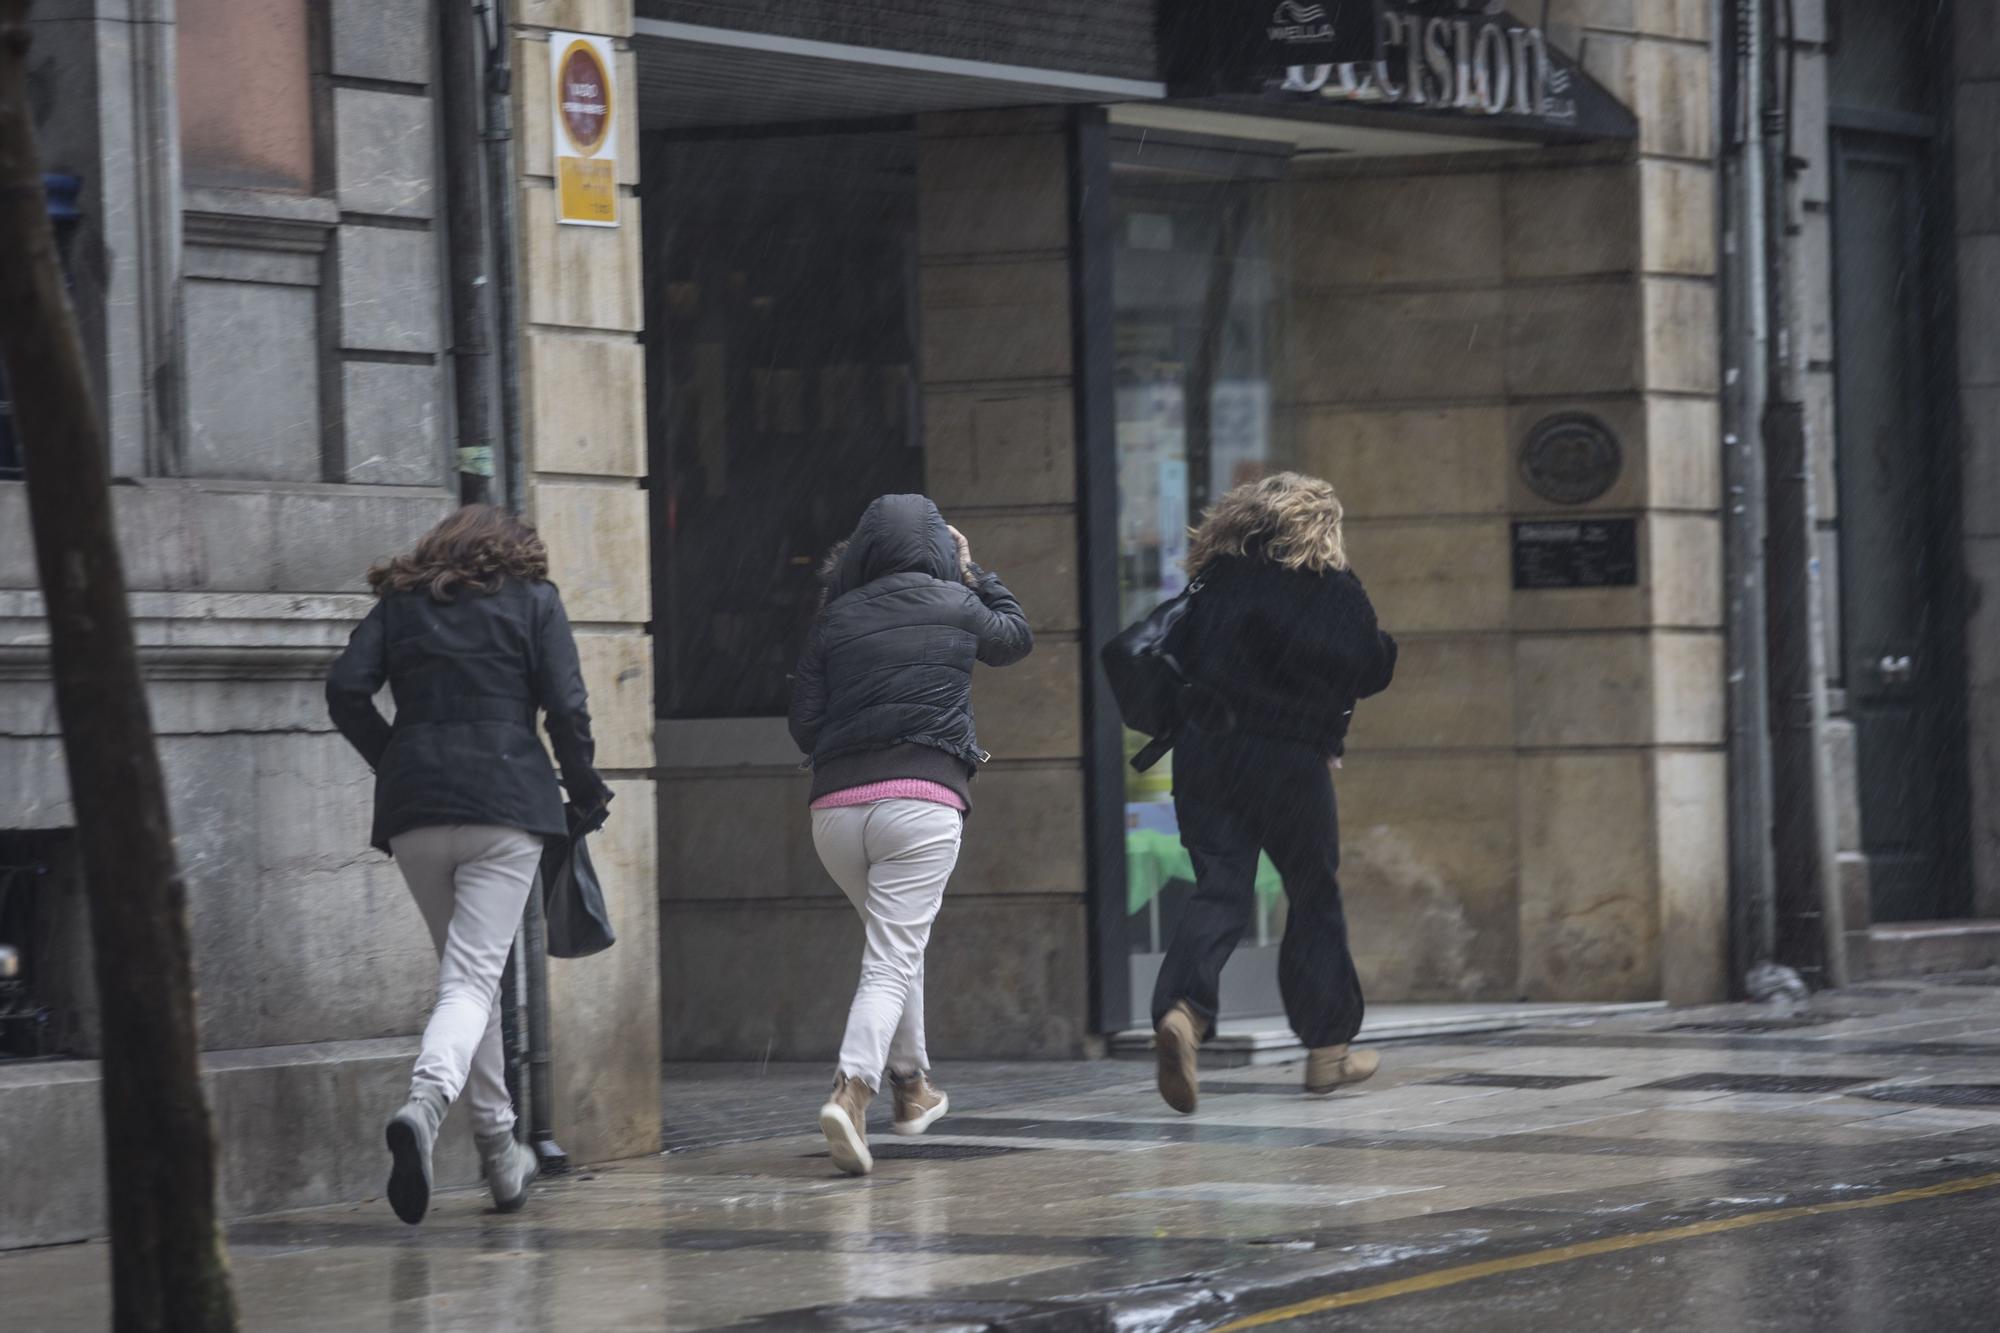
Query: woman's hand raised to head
[[946, 525, 975, 587]]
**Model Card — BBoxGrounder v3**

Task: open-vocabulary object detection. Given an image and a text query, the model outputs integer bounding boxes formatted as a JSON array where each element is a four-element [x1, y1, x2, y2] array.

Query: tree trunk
[[0, 4, 238, 1329]]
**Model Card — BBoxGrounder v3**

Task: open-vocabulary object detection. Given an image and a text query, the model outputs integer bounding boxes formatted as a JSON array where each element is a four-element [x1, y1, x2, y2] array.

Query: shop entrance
[[1110, 132, 1291, 1021]]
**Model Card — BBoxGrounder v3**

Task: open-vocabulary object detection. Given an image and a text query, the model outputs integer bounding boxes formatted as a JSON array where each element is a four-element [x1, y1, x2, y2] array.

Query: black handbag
[[1099, 580, 1204, 772], [541, 801, 615, 959]]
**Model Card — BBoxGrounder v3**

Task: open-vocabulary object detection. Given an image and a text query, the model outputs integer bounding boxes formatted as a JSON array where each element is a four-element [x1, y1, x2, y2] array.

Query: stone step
[[1869, 920, 2000, 979], [1108, 1000, 1666, 1068]]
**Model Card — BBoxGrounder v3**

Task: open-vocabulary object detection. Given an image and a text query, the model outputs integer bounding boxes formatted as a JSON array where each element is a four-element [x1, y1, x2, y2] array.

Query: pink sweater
[[810, 779, 967, 812]]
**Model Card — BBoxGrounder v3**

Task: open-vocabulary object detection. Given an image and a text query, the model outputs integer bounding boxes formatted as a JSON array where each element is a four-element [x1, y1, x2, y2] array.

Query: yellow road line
[[1213, 1171, 2000, 1331]]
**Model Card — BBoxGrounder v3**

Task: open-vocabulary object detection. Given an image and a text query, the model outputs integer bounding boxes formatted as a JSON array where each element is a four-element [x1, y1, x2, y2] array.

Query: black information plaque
[[1511, 518, 1639, 589]]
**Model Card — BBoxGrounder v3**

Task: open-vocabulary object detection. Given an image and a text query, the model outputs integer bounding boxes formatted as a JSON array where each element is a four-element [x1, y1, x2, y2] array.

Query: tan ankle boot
[[1155, 1001, 1203, 1114], [818, 1074, 875, 1175], [1304, 1044, 1380, 1095], [889, 1070, 949, 1137]]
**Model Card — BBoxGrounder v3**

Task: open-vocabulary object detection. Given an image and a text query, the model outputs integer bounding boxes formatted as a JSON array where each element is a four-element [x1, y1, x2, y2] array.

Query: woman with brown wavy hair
[[327, 504, 612, 1224], [1149, 473, 1397, 1114]]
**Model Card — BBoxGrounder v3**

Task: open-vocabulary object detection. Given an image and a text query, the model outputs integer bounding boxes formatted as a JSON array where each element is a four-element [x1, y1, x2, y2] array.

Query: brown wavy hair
[[368, 504, 550, 601], [1186, 471, 1348, 578]]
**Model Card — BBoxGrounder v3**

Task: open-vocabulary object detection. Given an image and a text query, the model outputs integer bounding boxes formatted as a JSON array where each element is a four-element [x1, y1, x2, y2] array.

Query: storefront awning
[[636, 4, 1633, 150], [634, 19, 1166, 131]]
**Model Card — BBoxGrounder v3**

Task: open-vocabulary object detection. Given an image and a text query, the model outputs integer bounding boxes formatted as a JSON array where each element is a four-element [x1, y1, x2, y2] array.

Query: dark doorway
[[1830, 128, 1967, 922], [640, 125, 924, 720]]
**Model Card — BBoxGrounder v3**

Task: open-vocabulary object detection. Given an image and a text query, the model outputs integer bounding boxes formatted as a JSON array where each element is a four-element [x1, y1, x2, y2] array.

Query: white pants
[[389, 824, 542, 1136], [811, 800, 964, 1089]]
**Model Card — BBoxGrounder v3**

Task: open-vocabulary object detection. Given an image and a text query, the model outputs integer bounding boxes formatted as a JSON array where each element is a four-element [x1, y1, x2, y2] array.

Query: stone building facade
[[637, 0, 1995, 1060], [1, 0, 659, 1248], [1, 0, 1994, 1251]]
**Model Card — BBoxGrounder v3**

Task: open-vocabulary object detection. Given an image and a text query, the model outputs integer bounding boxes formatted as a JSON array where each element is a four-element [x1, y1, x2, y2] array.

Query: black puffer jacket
[[788, 495, 1033, 802], [1179, 554, 1397, 757], [326, 578, 612, 852]]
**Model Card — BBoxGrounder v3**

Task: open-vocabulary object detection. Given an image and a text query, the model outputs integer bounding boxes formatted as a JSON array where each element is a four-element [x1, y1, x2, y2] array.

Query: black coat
[[1179, 555, 1397, 757], [788, 495, 1032, 787], [326, 578, 611, 852]]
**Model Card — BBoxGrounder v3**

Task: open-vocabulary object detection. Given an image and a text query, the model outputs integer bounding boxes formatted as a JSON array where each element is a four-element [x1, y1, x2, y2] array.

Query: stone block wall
[[0, 0, 661, 1249], [1959, 0, 2000, 915], [1289, 5, 1727, 1005], [513, 0, 663, 1162], [916, 109, 1093, 1054]]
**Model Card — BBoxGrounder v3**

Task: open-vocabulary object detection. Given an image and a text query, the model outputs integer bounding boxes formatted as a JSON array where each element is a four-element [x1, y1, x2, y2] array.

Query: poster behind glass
[[1112, 173, 1289, 1020]]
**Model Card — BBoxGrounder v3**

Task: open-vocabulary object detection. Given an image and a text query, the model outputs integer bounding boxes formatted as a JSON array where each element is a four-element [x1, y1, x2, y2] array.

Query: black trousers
[[1149, 727, 1365, 1050]]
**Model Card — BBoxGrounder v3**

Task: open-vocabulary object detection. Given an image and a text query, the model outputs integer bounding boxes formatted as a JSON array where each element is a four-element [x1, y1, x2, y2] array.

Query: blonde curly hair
[[1186, 471, 1348, 578]]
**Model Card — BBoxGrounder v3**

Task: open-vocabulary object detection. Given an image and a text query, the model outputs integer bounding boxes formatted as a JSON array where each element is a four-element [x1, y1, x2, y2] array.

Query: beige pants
[[389, 824, 542, 1135], [811, 799, 964, 1088]]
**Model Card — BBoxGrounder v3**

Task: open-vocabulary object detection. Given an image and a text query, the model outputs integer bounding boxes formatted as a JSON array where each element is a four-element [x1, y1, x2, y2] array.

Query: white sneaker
[[819, 1073, 874, 1175], [889, 1070, 950, 1137]]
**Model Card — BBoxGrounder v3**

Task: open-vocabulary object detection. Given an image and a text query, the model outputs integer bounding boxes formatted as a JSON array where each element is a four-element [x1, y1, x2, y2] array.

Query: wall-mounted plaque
[[1512, 518, 1638, 589], [1519, 411, 1622, 505]]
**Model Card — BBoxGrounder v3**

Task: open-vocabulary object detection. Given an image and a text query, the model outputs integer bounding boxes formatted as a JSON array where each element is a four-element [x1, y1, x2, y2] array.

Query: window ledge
[[184, 187, 337, 255]]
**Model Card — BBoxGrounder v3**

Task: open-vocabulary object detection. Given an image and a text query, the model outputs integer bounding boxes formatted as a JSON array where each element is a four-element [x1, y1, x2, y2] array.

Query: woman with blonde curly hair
[[326, 504, 612, 1224], [1150, 472, 1397, 1114]]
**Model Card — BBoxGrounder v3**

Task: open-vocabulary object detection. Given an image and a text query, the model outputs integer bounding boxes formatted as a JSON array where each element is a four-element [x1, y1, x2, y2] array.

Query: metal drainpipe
[[484, 0, 528, 519], [1759, 0, 1847, 987], [440, 0, 496, 504], [1719, 0, 1778, 992], [477, 0, 566, 1172]]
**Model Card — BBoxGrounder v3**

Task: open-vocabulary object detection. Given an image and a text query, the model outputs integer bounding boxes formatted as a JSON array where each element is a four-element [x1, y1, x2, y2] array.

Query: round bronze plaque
[[1519, 412, 1622, 505]]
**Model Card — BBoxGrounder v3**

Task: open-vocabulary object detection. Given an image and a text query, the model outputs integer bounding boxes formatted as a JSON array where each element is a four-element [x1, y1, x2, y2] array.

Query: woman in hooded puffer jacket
[[788, 494, 1033, 1174]]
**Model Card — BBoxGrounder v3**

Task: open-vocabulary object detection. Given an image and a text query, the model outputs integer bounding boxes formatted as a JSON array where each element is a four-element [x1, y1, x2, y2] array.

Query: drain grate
[[1636, 1072, 1876, 1094], [1658, 1016, 1840, 1034], [1420, 1072, 1607, 1090], [1205, 1083, 1338, 1096], [803, 1143, 1035, 1161], [1854, 1084, 2000, 1108]]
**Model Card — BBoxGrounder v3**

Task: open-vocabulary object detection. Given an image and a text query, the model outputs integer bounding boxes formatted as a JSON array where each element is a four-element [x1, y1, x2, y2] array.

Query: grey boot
[[477, 1129, 539, 1214], [385, 1085, 448, 1225]]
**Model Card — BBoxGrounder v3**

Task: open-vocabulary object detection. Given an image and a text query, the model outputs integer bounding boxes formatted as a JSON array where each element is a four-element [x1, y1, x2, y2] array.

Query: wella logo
[[1269, 0, 1334, 44]]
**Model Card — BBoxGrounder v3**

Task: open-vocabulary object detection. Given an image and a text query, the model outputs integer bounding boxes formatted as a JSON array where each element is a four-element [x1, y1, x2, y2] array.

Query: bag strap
[[1131, 733, 1174, 772]]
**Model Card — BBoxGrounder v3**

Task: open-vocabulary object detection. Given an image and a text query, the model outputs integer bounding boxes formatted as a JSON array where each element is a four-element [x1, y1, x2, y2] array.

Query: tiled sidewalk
[[13, 979, 2000, 1331]]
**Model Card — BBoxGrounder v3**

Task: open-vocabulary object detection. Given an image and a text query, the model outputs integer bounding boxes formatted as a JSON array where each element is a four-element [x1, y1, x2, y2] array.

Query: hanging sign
[[550, 33, 618, 226]]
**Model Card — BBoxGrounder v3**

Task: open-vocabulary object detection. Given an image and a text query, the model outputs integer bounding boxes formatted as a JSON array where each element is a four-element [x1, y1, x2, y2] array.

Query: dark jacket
[[1179, 555, 1397, 757], [326, 578, 612, 852], [788, 495, 1033, 804]]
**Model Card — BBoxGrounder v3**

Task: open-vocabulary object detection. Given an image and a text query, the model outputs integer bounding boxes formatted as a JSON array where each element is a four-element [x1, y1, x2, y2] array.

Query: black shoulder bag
[[1098, 579, 1205, 772], [541, 800, 616, 959]]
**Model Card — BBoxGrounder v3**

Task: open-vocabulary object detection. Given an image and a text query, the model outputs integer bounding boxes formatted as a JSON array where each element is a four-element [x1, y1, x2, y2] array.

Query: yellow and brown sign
[[550, 33, 618, 226]]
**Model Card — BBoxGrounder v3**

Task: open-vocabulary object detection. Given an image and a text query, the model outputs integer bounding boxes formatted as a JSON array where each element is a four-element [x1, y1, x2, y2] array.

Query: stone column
[[1290, 5, 1730, 1007], [915, 108, 1092, 1055], [650, 110, 1094, 1062], [513, 0, 660, 1161], [1958, 0, 2000, 916]]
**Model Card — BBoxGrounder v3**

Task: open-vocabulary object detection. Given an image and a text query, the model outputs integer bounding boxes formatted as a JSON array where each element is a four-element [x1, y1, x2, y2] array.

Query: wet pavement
[[14, 979, 2000, 1331]]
